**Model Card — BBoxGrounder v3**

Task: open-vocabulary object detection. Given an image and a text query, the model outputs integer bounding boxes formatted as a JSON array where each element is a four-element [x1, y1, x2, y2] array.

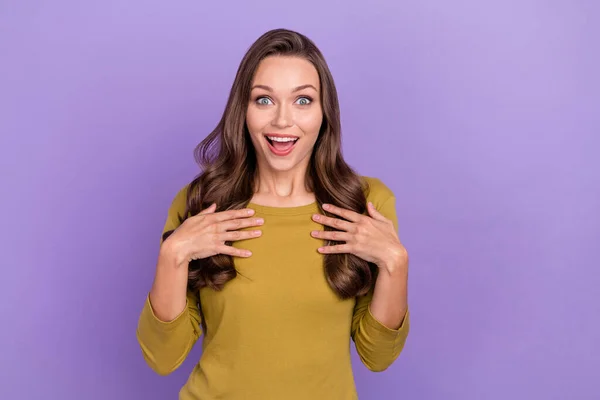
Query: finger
[[218, 217, 264, 232], [199, 203, 217, 215], [312, 214, 354, 232], [212, 208, 256, 222], [216, 244, 252, 258], [322, 204, 363, 223], [218, 229, 262, 241], [367, 202, 387, 222], [310, 230, 352, 242], [317, 243, 352, 254]]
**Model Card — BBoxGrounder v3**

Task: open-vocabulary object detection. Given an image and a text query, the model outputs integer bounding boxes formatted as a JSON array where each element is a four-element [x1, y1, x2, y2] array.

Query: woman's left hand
[[311, 202, 409, 275]]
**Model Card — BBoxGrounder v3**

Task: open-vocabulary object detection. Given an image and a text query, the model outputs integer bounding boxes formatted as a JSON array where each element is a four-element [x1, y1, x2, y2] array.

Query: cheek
[[246, 109, 268, 135], [297, 110, 323, 135]]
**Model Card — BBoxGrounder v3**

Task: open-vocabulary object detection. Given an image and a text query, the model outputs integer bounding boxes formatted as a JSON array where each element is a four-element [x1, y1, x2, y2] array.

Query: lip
[[264, 133, 299, 139], [264, 133, 298, 157]]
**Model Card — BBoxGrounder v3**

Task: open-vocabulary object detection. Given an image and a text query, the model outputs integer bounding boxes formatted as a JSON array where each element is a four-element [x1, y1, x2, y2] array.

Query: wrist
[[159, 238, 187, 269], [378, 263, 407, 280], [378, 252, 408, 277]]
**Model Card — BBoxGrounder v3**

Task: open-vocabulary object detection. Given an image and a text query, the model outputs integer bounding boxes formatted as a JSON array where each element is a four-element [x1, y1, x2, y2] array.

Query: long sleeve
[[136, 290, 203, 375], [136, 184, 203, 375], [351, 288, 410, 371], [351, 179, 410, 371]]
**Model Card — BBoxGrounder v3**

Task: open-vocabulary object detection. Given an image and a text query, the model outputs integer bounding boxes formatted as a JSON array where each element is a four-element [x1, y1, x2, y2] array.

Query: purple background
[[1, 1, 599, 399]]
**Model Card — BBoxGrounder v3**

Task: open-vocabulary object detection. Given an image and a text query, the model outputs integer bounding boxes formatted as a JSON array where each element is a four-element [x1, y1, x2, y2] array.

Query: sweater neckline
[[246, 201, 318, 216]]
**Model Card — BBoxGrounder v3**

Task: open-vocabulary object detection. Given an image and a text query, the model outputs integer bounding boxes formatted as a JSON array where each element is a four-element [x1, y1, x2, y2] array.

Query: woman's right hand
[[162, 203, 264, 266]]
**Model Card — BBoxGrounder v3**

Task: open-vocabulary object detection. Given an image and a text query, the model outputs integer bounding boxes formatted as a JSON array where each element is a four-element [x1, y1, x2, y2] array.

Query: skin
[[150, 55, 408, 330], [246, 55, 322, 206]]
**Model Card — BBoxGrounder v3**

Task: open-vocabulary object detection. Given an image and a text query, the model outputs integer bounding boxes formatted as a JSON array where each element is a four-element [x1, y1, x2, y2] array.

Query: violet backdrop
[[1, 1, 598, 399]]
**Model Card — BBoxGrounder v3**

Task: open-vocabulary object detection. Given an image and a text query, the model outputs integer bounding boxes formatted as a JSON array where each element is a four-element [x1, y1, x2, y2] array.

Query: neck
[[251, 163, 314, 207]]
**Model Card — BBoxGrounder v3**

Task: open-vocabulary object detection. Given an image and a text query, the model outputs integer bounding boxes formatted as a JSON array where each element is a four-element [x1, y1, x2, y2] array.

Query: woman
[[137, 28, 410, 399]]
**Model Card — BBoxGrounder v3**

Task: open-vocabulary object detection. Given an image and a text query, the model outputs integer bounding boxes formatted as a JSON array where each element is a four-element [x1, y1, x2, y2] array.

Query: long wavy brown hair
[[164, 28, 376, 304]]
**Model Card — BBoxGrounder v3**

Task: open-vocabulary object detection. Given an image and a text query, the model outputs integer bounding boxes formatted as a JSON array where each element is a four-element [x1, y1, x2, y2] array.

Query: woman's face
[[246, 55, 323, 174]]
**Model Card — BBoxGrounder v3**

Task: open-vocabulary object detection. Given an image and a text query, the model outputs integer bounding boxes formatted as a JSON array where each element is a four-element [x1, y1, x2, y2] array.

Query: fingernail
[[253, 230, 262, 235], [313, 214, 320, 220], [247, 209, 254, 215], [256, 218, 264, 224], [323, 204, 330, 210]]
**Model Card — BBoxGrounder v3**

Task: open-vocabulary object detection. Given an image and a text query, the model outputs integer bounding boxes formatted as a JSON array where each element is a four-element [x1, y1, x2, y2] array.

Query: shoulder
[[360, 176, 395, 206], [169, 184, 190, 215], [162, 184, 190, 235], [360, 175, 398, 229]]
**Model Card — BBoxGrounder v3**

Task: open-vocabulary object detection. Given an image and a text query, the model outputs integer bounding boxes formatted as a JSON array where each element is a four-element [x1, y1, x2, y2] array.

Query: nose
[[273, 104, 293, 129]]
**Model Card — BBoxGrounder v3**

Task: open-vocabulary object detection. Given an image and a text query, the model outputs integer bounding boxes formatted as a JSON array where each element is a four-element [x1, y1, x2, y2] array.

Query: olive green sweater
[[136, 176, 410, 399]]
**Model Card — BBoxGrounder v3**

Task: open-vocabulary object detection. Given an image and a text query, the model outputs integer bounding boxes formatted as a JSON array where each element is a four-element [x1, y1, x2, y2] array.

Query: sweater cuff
[[141, 293, 190, 332], [365, 305, 410, 339]]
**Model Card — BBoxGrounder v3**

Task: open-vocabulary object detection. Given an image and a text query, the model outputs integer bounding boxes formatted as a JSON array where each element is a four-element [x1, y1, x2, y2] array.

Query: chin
[[262, 156, 302, 173]]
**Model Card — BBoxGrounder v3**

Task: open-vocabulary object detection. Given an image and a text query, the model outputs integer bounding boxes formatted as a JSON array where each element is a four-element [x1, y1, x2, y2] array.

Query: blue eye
[[296, 97, 312, 105], [256, 97, 273, 105]]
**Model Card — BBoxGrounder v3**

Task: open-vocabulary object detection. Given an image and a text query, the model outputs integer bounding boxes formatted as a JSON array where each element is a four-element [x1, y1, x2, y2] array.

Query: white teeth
[[267, 136, 298, 143]]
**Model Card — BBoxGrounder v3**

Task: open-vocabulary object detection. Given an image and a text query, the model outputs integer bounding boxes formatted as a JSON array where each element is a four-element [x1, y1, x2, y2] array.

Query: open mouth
[[264, 135, 299, 155]]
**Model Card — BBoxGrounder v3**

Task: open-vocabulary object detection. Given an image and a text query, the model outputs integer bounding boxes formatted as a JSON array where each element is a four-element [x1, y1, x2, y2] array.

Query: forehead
[[252, 56, 320, 90]]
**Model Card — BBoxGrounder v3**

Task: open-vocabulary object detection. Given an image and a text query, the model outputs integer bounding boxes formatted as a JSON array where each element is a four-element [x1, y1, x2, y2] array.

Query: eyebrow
[[251, 84, 318, 93]]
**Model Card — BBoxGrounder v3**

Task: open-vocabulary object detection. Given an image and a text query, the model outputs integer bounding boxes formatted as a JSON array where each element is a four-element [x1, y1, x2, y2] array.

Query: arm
[[137, 285, 202, 376], [136, 186, 262, 375], [136, 187, 203, 376], [351, 195, 410, 372]]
